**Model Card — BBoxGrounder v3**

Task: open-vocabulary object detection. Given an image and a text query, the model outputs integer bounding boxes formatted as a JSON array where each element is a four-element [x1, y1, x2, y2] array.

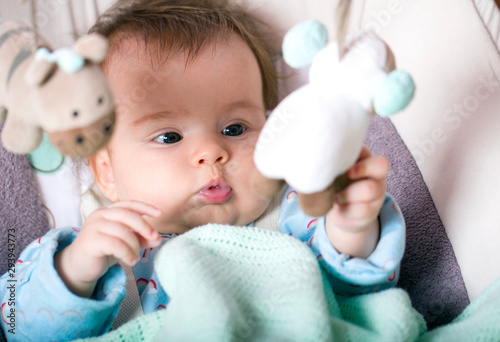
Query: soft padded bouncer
[[1, 0, 500, 340]]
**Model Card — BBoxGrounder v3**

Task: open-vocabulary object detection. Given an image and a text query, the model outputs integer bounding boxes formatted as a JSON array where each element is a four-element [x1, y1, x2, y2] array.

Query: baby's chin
[[154, 224, 193, 236], [147, 194, 272, 235], [153, 209, 261, 235], [147, 217, 236, 236]]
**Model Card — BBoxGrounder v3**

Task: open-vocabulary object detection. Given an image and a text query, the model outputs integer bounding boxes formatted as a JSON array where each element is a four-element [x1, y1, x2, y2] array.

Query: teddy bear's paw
[[1, 118, 43, 154]]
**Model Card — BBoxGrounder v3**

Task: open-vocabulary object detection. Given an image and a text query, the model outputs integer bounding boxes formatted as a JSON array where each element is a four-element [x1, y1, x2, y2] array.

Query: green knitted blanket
[[78, 225, 500, 342]]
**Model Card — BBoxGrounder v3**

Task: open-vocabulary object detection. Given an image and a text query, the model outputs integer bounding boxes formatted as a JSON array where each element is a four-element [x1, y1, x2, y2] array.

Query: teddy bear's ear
[[25, 57, 57, 86], [72, 33, 109, 64]]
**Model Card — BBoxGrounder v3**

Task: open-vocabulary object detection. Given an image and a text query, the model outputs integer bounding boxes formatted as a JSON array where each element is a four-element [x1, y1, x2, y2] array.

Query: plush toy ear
[[25, 57, 57, 86], [282, 20, 328, 69], [72, 33, 109, 64]]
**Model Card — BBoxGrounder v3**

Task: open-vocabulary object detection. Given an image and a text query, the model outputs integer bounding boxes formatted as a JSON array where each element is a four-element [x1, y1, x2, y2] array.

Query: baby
[[0, 0, 404, 340]]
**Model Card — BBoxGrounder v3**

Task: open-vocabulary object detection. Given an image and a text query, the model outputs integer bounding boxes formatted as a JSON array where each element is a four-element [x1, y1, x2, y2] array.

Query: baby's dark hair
[[89, 0, 279, 110]]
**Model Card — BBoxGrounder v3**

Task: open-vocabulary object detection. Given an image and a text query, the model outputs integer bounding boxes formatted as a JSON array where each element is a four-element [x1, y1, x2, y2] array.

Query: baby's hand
[[54, 201, 162, 298], [325, 146, 390, 258]]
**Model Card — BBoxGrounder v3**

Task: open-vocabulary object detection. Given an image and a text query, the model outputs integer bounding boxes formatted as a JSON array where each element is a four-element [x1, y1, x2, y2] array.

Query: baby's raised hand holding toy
[[253, 16, 415, 217]]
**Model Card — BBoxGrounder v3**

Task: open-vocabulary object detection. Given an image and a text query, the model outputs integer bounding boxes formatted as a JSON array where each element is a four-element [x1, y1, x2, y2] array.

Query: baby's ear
[[89, 149, 119, 202]]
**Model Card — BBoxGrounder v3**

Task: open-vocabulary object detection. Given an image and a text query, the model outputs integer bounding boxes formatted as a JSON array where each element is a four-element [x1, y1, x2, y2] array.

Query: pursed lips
[[197, 178, 233, 204]]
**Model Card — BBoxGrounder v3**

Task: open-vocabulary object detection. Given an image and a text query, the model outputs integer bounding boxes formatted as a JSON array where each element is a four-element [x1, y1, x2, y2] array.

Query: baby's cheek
[[228, 155, 255, 180]]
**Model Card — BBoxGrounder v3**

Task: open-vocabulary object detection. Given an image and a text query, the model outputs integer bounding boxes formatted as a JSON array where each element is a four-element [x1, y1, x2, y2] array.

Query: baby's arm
[[0, 227, 126, 341], [55, 201, 162, 298], [278, 146, 405, 296], [325, 146, 390, 258]]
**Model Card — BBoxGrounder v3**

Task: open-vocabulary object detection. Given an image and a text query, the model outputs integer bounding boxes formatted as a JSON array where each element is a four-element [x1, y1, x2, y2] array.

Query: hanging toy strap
[[92, 0, 100, 19], [68, 0, 101, 40], [30, 0, 39, 52], [335, 0, 352, 60], [19, 0, 39, 52]]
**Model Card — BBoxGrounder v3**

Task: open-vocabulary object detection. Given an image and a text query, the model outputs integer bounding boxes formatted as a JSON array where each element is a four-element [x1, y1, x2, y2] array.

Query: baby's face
[[101, 34, 270, 234]]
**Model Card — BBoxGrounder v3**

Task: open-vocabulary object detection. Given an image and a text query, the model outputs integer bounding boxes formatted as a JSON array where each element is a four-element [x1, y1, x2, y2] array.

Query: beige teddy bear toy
[[0, 20, 115, 158]]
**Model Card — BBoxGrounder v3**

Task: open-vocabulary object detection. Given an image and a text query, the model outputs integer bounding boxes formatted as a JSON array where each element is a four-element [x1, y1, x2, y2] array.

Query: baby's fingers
[[102, 202, 162, 242], [332, 200, 383, 230], [107, 200, 162, 218], [98, 221, 142, 260], [337, 178, 385, 205], [94, 232, 141, 267], [347, 155, 390, 181]]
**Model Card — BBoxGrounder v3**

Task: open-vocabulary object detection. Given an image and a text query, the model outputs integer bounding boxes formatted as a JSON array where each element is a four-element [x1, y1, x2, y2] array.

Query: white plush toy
[[253, 20, 415, 216]]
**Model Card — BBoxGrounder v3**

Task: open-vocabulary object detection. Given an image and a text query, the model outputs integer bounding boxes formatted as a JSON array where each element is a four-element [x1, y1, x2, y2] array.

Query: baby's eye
[[153, 132, 183, 144], [221, 124, 246, 137]]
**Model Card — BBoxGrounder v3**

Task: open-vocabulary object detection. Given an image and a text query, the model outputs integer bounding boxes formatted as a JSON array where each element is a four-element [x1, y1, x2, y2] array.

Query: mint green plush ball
[[373, 70, 416, 117], [29, 133, 65, 174], [282, 20, 328, 69]]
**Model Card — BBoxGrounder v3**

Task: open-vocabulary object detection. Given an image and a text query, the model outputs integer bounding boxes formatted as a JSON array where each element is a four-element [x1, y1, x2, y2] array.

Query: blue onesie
[[0, 188, 404, 341]]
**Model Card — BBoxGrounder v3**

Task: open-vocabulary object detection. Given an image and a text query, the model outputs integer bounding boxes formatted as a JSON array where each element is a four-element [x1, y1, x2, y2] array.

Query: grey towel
[[0, 124, 50, 274], [365, 115, 470, 329]]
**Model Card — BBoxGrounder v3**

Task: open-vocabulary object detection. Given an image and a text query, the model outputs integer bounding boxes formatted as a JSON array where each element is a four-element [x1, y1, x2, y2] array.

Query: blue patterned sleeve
[[278, 187, 405, 296], [1, 227, 126, 341]]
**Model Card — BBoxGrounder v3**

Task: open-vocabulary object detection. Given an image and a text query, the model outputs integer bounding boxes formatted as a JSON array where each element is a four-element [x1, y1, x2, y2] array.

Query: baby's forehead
[[104, 31, 264, 118], [105, 29, 240, 69], [105, 36, 169, 69]]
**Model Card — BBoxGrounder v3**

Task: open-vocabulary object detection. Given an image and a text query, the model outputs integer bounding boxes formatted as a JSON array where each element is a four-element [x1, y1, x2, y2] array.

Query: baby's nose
[[198, 154, 227, 165], [193, 139, 229, 166]]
